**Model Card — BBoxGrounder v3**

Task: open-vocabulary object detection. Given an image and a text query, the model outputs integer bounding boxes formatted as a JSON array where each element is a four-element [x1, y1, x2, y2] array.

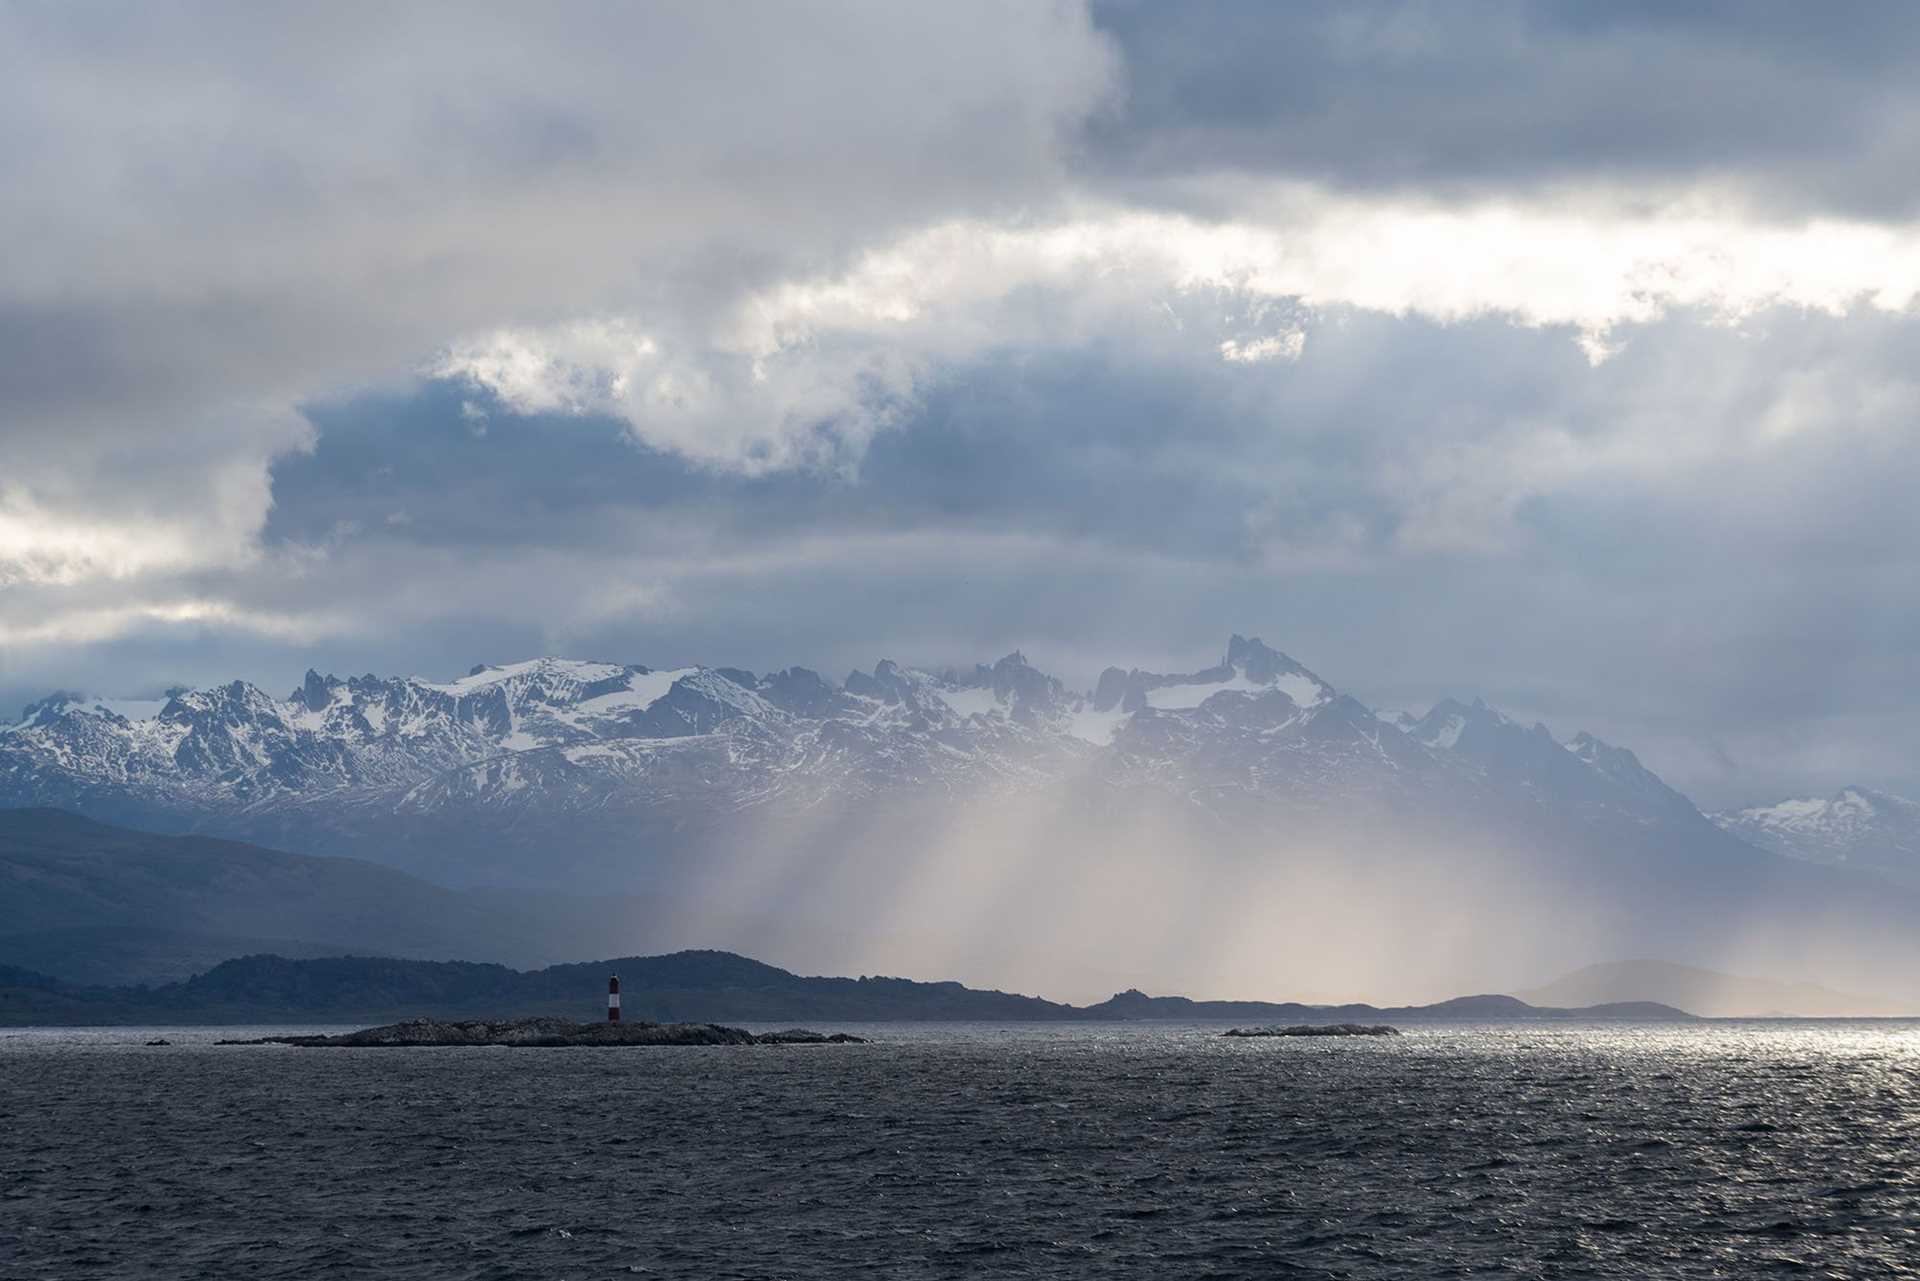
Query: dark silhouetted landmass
[[1224, 1024, 1400, 1037], [0, 949, 1696, 1027], [1083, 987, 1688, 1024], [0, 808, 658, 985], [219, 1017, 864, 1047]]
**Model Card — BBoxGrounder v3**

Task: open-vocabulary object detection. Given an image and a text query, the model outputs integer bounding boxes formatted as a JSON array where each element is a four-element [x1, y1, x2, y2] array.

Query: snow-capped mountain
[[21, 634, 1920, 1000], [1714, 787, 1920, 887], [0, 636, 1759, 887]]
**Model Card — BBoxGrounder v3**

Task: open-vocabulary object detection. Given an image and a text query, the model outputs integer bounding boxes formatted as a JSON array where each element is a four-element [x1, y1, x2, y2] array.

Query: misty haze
[[7, 4, 1920, 1279]]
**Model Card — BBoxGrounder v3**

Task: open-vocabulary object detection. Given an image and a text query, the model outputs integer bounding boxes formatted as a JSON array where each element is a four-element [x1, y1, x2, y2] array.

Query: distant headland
[[0, 949, 1696, 1028], [221, 1017, 865, 1048], [1224, 1024, 1400, 1037]]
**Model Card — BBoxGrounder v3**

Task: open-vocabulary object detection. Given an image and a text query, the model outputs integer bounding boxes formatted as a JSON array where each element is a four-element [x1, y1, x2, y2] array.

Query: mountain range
[[0, 634, 1758, 879], [1714, 787, 1920, 889], [5, 636, 1920, 1002]]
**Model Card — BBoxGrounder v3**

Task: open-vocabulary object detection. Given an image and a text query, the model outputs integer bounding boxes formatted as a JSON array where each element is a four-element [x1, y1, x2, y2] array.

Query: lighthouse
[[607, 974, 621, 1023]]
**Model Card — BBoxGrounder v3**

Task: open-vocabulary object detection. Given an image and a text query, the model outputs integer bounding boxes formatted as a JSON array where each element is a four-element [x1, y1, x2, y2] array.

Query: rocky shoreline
[[219, 1017, 865, 1047], [1223, 1023, 1400, 1038]]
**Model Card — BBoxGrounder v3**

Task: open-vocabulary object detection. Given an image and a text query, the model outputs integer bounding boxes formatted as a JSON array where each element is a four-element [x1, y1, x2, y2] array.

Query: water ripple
[[5, 1021, 1920, 1278]]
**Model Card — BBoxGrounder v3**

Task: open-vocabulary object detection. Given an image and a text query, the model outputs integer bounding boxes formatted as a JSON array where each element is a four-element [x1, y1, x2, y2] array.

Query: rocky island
[[220, 1017, 864, 1047], [1223, 1023, 1400, 1037]]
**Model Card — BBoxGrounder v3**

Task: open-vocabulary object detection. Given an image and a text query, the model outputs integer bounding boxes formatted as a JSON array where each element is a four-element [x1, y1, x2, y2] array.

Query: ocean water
[[5, 1021, 1920, 1278]]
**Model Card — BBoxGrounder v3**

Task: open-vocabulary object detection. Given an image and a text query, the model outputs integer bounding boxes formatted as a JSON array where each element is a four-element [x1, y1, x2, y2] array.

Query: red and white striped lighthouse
[[607, 974, 621, 1023]]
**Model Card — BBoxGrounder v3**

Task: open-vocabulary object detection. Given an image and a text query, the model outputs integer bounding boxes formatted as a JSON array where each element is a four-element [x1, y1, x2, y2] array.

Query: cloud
[[433, 194, 1920, 479], [0, 0, 1120, 581], [432, 316, 922, 474], [9, 2, 1920, 815], [1219, 333, 1305, 364], [1090, 0, 1920, 218], [0, 401, 312, 587], [8, 293, 1899, 811]]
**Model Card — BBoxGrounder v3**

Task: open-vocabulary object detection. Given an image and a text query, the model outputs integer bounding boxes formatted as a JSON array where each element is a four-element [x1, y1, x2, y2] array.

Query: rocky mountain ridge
[[0, 636, 1743, 888], [1714, 786, 1920, 888]]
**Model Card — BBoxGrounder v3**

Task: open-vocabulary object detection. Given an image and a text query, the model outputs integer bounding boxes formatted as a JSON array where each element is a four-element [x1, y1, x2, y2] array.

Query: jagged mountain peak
[[293, 669, 343, 712], [1724, 785, 1920, 829], [1410, 700, 1474, 749], [1096, 636, 1336, 717], [1224, 632, 1271, 668], [0, 639, 1759, 890], [839, 650, 1072, 727], [1714, 785, 1920, 886], [1833, 784, 1915, 814], [11, 691, 89, 729], [1416, 697, 1563, 749], [1224, 634, 1329, 689], [986, 651, 1064, 716], [7, 690, 173, 733], [160, 679, 280, 719], [1568, 729, 1642, 768], [1403, 700, 1703, 826], [422, 656, 646, 693]]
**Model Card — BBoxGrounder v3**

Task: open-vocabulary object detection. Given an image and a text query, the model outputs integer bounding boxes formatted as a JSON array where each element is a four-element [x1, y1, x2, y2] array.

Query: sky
[[4, 1, 1920, 810]]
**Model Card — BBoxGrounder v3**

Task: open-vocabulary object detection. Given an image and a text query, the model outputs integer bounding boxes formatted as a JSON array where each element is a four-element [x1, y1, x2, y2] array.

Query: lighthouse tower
[[607, 974, 621, 1023]]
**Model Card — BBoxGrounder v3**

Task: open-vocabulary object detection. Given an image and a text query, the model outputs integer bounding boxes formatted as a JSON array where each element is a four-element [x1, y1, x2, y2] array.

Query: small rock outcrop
[[219, 1017, 864, 1047], [754, 1027, 866, 1044], [1222, 1023, 1400, 1038]]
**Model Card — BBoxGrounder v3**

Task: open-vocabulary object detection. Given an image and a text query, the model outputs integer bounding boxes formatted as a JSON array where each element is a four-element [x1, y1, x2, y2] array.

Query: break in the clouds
[[5, 1, 1920, 808]]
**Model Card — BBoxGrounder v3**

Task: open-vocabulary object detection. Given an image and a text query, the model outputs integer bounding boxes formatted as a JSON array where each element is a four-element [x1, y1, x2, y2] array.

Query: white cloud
[[1219, 332, 1305, 363], [432, 190, 1920, 473], [0, 1, 1120, 584], [808, 195, 1920, 348], [0, 598, 337, 649], [0, 403, 310, 587], [435, 317, 921, 473]]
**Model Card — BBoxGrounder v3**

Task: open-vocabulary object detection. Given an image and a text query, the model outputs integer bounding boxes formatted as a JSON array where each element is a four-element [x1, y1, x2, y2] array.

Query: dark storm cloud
[[1091, 0, 1920, 215], [269, 306, 1583, 569]]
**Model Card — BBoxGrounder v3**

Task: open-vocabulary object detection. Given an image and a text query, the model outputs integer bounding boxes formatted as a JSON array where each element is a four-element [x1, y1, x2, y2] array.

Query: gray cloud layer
[[0, 1, 1116, 577], [1093, 0, 1920, 215], [4, 2, 1920, 810]]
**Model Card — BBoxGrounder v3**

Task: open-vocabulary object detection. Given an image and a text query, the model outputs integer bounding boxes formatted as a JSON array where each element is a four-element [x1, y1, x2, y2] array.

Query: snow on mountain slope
[[1088, 634, 1334, 718], [0, 634, 1761, 885], [1395, 697, 1712, 835], [1714, 787, 1920, 886]]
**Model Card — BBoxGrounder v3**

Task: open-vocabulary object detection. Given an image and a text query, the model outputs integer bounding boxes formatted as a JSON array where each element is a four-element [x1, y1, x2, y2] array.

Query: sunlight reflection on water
[[6, 1020, 1920, 1278]]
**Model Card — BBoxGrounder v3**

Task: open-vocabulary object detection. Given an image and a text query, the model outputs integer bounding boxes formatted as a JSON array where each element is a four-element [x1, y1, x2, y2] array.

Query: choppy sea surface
[[6, 1020, 1920, 1279]]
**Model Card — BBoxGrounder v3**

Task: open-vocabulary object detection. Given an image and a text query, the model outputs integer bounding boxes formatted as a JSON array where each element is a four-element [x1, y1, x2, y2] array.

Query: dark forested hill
[[0, 948, 1692, 1027], [0, 808, 647, 984]]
